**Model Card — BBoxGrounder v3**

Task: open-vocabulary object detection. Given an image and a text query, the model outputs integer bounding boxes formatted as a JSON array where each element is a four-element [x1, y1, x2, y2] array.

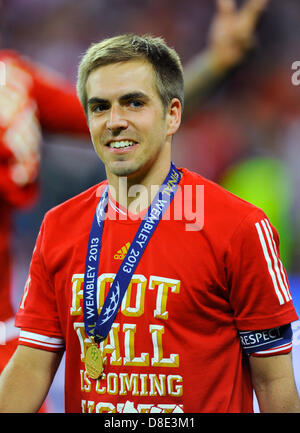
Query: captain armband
[[238, 324, 293, 357]]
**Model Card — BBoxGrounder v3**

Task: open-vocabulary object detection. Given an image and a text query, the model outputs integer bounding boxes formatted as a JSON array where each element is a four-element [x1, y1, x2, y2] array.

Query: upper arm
[[0, 344, 63, 412], [12, 344, 63, 377], [249, 353, 300, 413], [29, 61, 88, 134]]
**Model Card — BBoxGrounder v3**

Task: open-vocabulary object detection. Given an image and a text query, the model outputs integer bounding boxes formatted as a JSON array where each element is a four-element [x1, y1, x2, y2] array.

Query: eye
[[91, 103, 109, 113], [128, 99, 144, 108]]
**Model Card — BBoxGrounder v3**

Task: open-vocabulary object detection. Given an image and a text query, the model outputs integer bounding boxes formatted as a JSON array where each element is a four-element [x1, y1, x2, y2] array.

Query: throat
[[109, 181, 151, 215], [107, 158, 175, 214]]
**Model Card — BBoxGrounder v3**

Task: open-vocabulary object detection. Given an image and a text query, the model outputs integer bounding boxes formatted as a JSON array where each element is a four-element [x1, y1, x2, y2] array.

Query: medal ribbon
[[83, 163, 181, 343]]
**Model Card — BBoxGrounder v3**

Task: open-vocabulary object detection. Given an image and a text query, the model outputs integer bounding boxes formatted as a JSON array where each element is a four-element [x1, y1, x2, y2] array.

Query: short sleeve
[[15, 220, 64, 351], [28, 59, 89, 135], [226, 209, 298, 330]]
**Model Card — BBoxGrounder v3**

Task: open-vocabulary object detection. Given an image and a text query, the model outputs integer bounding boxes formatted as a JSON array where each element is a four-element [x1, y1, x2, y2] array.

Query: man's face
[[86, 59, 180, 180]]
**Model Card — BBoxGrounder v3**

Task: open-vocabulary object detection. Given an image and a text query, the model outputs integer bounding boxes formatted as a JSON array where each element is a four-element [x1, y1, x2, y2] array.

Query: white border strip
[[255, 221, 285, 305], [263, 218, 292, 301], [253, 342, 292, 355], [19, 330, 64, 349]]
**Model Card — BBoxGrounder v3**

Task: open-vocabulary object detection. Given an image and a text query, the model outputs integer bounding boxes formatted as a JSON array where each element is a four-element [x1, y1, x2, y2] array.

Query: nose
[[106, 104, 128, 132]]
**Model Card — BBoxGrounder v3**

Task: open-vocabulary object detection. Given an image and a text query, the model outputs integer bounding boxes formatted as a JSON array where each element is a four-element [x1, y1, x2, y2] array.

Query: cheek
[[89, 119, 104, 145], [147, 120, 167, 147], [88, 124, 104, 158], [141, 113, 166, 138]]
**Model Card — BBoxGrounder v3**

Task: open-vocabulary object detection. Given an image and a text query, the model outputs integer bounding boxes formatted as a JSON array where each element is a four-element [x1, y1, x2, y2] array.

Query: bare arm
[[249, 352, 300, 413], [0, 345, 63, 413], [183, 0, 270, 118]]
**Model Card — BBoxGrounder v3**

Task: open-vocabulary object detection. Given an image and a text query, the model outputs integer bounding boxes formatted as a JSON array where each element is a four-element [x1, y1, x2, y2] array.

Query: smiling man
[[86, 58, 180, 194], [0, 34, 299, 414], [80, 38, 183, 213]]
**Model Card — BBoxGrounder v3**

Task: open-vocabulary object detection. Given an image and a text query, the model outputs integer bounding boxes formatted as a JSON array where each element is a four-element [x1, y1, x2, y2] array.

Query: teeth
[[110, 140, 135, 149]]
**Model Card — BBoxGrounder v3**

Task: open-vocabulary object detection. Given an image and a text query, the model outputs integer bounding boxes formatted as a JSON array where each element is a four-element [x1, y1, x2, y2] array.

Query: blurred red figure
[[0, 51, 89, 412]]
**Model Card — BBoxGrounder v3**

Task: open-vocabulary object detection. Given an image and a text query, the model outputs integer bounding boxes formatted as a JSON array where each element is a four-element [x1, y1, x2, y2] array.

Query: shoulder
[[43, 181, 107, 233], [179, 167, 269, 239], [180, 166, 264, 213]]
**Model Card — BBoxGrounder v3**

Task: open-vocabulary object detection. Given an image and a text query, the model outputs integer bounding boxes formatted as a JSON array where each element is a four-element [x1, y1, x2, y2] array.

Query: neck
[[107, 155, 171, 214]]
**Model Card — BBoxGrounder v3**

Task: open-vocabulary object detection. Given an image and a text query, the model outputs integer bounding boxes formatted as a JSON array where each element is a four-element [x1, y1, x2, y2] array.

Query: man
[[0, 0, 269, 383], [0, 31, 299, 413]]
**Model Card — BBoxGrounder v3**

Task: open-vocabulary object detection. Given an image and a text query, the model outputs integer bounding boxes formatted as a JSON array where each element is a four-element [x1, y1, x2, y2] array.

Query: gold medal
[[85, 339, 104, 379]]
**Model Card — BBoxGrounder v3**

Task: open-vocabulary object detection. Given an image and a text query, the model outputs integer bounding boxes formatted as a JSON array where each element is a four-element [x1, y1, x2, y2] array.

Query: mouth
[[106, 139, 138, 152]]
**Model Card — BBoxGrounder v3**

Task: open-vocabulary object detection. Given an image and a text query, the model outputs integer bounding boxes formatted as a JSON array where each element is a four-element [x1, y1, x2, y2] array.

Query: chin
[[109, 161, 141, 178]]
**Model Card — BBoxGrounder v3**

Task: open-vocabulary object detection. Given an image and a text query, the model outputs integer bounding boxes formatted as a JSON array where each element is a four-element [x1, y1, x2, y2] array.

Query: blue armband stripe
[[238, 324, 293, 355]]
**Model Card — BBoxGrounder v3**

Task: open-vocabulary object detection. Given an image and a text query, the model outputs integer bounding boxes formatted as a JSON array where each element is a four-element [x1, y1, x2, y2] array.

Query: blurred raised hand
[[183, 0, 270, 116], [208, 0, 270, 71]]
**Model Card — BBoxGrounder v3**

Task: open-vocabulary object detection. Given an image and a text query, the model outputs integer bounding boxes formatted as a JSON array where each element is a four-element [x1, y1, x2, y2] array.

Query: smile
[[108, 140, 137, 149]]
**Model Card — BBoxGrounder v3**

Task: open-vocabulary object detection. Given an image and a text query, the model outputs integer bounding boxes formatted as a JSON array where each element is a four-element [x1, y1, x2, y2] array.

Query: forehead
[[86, 59, 158, 100]]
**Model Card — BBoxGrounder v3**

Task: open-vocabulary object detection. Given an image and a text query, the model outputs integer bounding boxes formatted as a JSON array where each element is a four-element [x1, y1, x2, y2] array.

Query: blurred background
[[1, 0, 299, 412]]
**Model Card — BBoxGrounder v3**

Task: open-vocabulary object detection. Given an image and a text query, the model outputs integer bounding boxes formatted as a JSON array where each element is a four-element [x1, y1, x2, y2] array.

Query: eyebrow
[[87, 97, 108, 107], [119, 92, 150, 103], [87, 92, 150, 107]]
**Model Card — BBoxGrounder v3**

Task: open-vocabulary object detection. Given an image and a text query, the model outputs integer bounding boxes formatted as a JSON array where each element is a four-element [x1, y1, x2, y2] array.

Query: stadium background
[[2, 0, 300, 412]]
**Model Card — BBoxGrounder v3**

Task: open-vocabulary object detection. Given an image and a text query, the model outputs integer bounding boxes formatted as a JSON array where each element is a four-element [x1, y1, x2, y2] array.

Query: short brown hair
[[76, 34, 184, 115]]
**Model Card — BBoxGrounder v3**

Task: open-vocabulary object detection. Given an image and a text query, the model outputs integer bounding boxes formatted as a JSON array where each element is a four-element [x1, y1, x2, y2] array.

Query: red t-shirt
[[0, 50, 88, 322], [15, 168, 298, 413]]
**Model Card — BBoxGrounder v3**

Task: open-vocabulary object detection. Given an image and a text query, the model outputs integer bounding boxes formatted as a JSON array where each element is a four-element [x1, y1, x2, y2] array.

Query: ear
[[166, 98, 182, 136]]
